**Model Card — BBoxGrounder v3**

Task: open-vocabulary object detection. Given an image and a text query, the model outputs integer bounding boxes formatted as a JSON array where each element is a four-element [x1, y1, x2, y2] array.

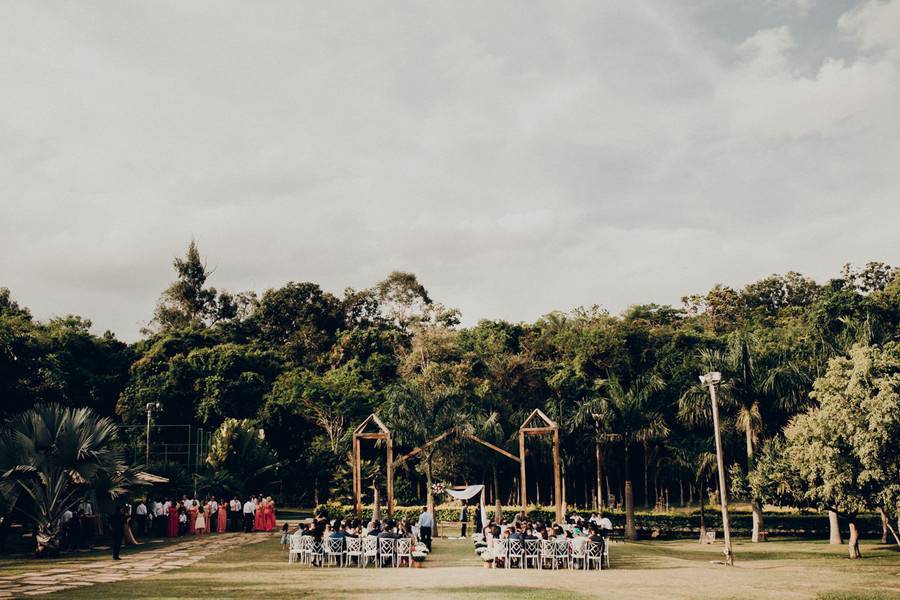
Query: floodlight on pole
[[145, 402, 161, 466], [700, 371, 734, 566]]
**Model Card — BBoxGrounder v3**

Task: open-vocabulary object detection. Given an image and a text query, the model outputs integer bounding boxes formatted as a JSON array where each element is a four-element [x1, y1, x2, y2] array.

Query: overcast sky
[[2, 0, 899, 341]]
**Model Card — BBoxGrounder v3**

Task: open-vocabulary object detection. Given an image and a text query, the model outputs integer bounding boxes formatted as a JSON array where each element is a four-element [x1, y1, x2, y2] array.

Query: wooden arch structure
[[351, 409, 562, 522]]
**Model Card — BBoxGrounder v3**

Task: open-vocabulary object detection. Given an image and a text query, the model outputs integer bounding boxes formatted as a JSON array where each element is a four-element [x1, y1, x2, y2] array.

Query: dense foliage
[[1, 244, 898, 553]]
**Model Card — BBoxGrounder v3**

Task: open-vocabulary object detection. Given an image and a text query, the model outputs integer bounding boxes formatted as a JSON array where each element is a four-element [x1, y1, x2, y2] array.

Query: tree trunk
[[34, 525, 61, 559], [828, 511, 842, 545], [595, 440, 603, 512], [746, 422, 763, 543], [642, 441, 650, 509], [624, 446, 637, 540], [688, 482, 694, 505], [492, 463, 502, 523], [679, 480, 684, 507], [425, 456, 434, 514], [881, 510, 889, 544], [847, 520, 862, 559], [698, 483, 706, 544]]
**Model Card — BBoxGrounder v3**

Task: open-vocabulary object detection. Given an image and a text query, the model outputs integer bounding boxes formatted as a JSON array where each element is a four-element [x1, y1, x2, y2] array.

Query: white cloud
[[1, 1, 898, 340], [838, 0, 900, 52]]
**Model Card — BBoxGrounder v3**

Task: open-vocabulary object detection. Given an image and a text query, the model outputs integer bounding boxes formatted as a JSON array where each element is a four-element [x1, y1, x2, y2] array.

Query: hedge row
[[313, 503, 884, 539]]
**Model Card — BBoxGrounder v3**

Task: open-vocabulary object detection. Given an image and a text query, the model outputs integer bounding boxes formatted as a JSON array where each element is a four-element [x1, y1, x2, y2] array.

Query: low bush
[[313, 503, 884, 539]]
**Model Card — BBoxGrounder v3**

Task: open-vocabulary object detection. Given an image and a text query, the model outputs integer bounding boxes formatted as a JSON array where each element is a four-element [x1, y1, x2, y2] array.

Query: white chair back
[[378, 537, 396, 567], [586, 540, 603, 570], [395, 537, 412, 568]]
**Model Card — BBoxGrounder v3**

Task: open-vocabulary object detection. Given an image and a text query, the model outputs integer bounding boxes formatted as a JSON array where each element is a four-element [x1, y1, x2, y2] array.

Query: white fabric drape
[[444, 485, 487, 530]]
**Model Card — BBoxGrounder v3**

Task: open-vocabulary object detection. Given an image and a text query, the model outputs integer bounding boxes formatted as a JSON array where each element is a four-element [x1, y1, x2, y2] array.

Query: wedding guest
[[134, 500, 148, 536], [195, 500, 207, 534], [417, 507, 434, 550], [189, 501, 198, 535], [110, 505, 126, 560], [167, 500, 179, 537], [217, 500, 227, 533], [242, 496, 256, 532]]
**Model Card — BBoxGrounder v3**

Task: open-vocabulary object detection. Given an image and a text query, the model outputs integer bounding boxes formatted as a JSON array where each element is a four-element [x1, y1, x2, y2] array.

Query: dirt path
[[0, 533, 268, 598]]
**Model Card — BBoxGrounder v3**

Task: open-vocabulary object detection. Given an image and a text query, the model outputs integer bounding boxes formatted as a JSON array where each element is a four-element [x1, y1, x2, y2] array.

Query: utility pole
[[145, 402, 161, 466], [700, 371, 734, 566]]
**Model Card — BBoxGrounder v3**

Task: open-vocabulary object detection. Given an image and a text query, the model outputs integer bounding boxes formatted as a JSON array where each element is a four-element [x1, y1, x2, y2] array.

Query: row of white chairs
[[485, 538, 608, 570], [289, 535, 422, 568]]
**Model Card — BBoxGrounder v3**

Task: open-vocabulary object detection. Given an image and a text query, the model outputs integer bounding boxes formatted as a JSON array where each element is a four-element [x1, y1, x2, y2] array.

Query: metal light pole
[[145, 402, 161, 465], [700, 371, 734, 566]]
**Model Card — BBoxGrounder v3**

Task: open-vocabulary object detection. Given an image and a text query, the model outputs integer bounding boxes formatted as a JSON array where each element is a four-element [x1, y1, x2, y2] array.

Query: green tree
[[0, 404, 134, 557], [592, 375, 668, 540], [206, 418, 281, 495], [751, 344, 900, 559]]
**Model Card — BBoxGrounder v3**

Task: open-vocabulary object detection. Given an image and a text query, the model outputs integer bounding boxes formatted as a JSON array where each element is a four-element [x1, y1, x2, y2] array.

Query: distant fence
[[119, 424, 211, 471]]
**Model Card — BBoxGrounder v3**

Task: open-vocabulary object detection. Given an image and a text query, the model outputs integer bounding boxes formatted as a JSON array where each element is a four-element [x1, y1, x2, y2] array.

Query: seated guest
[[598, 512, 613, 533]]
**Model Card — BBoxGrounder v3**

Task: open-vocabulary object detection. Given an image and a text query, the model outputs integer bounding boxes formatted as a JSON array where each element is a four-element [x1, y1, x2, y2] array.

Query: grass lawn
[[23, 534, 898, 600]]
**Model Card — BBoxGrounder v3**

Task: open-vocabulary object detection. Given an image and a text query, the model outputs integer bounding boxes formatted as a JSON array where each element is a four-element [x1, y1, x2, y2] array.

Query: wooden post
[[519, 430, 527, 515], [552, 427, 562, 523], [353, 436, 361, 518], [386, 433, 394, 519]]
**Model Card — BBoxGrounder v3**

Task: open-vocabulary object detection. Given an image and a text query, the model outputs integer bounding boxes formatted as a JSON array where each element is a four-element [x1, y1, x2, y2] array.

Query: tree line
[[1, 243, 898, 558]]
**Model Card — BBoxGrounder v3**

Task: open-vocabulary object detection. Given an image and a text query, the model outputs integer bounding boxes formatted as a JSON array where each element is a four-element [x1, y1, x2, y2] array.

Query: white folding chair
[[361, 536, 378, 568], [539, 539, 555, 570], [586, 541, 603, 571], [523, 539, 540, 570], [554, 539, 570, 570], [378, 537, 395, 568], [308, 538, 324, 567], [493, 539, 509, 568], [345, 536, 362, 567], [288, 534, 303, 564], [602, 537, 610, 569], [324, 537, 344, 567], [395, 538, 412, 568], [507, 539, 524, 569], [570, 538, 587, 570]]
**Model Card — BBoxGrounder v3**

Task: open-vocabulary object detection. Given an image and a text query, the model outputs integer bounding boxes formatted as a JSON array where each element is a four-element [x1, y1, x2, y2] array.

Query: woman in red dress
[[217, 501, 227, 533], [189, 501, 198, 535], [253, 496, 265, 531], [167, 501, 179, 537], [264, 497, 275, 531]]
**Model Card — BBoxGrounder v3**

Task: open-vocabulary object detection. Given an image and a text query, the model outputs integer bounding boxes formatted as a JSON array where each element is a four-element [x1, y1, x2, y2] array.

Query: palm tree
[[0, 404, 132, 557], [588, 374, 668, 540], [681, 334, 809, 542]]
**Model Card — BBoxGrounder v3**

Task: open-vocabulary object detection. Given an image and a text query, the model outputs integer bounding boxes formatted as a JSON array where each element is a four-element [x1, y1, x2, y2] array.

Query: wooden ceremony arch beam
[[351, 414, 393, 519], [518, 408, 563, 523]]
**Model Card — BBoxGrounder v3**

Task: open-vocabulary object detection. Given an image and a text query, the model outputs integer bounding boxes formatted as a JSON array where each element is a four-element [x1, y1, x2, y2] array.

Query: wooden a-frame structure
[[351, 409, 562, 522]]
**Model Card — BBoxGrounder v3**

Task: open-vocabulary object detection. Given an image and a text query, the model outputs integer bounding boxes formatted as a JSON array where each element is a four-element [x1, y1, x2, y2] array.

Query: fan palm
[[588, 374, 668, 540], [0, 404, 131, 557]]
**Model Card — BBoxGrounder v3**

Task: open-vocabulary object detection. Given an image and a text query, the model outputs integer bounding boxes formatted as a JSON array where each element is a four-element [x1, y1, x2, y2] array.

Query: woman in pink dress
[[217, 501, 227, 533], [167, 502, 179, 537], [264, 497, 275, 531], [189, 501, 198, 535], [252, 496, 263, 531]]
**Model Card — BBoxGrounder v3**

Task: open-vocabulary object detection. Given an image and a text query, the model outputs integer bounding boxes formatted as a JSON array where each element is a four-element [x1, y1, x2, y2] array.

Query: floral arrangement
[[430, 482, 446, 495]]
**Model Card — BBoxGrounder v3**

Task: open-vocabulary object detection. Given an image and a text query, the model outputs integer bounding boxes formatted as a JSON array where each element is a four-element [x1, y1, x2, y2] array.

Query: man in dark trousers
[[416, 506, 434, 551], [110, 505, 127, 560]]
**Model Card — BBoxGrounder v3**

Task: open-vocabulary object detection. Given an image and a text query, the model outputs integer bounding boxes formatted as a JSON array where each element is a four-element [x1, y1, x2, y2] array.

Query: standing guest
[[230, 497, 242, 531], [189, 501, 198, 535], [242, 496, 256, 532], [253, 496, 265, 531], [195, 501, 207, 534], [134, 500, 148, 536], [217, 500, 227, 534], [460, 505, 469, 539], [154, 500, 166, 537], [209, 497, 218, 533], [280, 522, 290, 547], [167, 500, 179, 537], [110, 505, 126, 560], [264, 497, 276, 531], [417, 506, 434, 551]]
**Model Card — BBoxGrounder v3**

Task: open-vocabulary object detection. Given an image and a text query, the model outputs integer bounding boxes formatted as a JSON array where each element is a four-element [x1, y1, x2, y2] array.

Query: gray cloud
[[1, 0, 898, 341]]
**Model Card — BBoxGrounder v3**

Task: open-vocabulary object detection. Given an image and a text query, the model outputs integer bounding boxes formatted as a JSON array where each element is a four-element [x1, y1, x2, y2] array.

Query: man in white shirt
[[242, 497, 256, 532], [598, 513, 613, 534], [417, 506, 434, 550], [78, 500, 93, 516], [135, 500, 148, 536], [229, 498, 242, 532]]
